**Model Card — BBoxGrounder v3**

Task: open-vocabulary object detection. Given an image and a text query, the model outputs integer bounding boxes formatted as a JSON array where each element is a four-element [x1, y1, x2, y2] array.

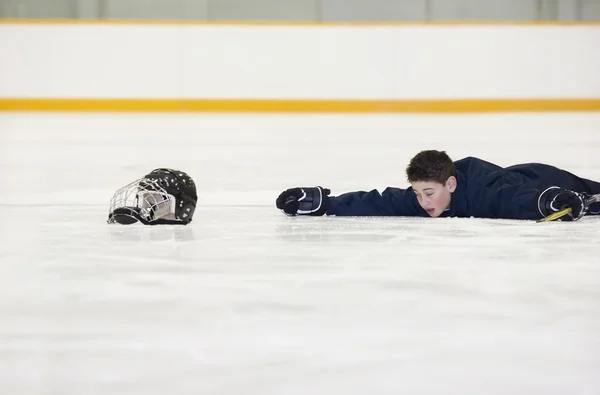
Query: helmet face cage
[[108, 178, 177, 224]]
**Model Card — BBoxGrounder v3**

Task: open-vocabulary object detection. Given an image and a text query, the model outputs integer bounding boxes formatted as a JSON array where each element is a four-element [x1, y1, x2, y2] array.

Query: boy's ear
[[446, 176, 457, 192]]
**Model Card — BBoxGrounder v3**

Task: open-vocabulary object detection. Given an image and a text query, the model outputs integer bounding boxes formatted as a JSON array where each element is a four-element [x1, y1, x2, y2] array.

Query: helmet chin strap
[[108, 206, 191, 226]]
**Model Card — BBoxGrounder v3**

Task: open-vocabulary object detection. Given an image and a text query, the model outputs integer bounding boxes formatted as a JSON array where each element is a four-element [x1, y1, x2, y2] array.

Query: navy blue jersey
[[327, 157, 600, 220]]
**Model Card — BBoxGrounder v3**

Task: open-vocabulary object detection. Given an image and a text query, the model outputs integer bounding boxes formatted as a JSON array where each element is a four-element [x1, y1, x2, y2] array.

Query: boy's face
[[411, 177, 457, 217]]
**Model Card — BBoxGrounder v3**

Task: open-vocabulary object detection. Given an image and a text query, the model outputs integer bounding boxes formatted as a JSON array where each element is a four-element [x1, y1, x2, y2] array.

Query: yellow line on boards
[[1, 99, 599, 113], [0, 19, 599, 27]]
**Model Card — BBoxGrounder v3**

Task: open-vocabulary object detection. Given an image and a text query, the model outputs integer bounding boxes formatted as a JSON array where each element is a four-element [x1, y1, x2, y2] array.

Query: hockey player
[[276, 150, 600, 222], [108, 168, 197, 225]]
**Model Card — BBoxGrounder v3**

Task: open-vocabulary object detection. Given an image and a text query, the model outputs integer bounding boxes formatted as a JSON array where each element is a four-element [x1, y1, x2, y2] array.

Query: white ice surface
[[0, 113, 599, 395]]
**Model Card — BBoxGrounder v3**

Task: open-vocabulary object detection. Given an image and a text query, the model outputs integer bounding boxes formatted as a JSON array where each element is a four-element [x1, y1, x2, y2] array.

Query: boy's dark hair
[[406, 150, 455, 184]]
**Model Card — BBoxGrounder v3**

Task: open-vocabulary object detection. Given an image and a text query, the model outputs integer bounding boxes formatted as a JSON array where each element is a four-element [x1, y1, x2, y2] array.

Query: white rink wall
[[0, 23, 600, 99]]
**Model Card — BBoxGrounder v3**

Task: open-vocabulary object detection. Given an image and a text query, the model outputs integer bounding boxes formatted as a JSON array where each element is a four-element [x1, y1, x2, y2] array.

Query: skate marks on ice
[[1, 206, 600, 395]]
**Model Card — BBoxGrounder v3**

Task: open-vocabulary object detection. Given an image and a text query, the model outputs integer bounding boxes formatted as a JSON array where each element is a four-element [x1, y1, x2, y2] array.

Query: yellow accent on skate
[[537, 207, 572, 223]]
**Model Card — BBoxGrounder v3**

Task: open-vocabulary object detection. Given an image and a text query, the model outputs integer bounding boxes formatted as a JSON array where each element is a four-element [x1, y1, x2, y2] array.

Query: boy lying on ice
[[276, 150, 600, 222]]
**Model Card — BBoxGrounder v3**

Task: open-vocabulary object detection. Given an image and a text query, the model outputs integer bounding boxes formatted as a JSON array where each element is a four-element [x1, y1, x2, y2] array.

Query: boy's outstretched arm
[[276, 186, 426, 217]]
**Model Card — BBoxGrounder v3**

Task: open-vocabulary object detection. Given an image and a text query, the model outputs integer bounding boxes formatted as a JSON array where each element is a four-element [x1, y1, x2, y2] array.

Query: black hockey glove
[[537, 186, 590, 221], [276, 186, 331, 216]]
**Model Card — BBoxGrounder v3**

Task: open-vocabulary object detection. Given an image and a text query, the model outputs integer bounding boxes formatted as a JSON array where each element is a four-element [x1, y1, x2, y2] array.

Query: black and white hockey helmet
[[108, 168, 197, 225]]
